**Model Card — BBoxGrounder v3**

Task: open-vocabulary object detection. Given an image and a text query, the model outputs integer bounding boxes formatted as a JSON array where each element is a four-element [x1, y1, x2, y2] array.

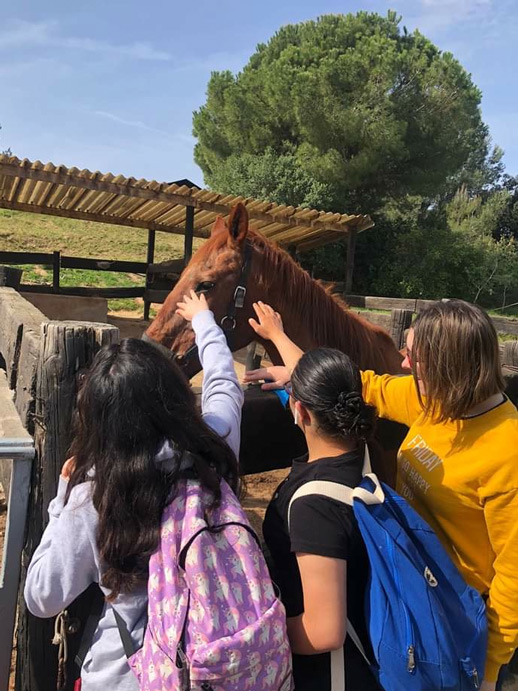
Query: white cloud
[[93, 110, 166, 133], [0, 20, 171, 61], [92, 110, 196, 147]]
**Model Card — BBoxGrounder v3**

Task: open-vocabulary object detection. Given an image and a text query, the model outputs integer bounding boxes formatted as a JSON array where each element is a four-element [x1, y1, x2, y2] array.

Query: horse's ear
[[227, 203, 249, 247], [211, 216, 228, 236]]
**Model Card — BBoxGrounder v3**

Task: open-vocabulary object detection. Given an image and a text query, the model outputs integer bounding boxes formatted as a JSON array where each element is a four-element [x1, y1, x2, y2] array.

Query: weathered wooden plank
[[20, 285, 145, 299], [60, 256, 148, 273], [0, 266, 23, 289], [492, 316, 518, 337], [15, 321, 119, 691], [0, 288, 46, 390], [14, 328, 41, 433], [354, 310, 392, 330], [0, 199, 196, 237], [144, 288, 171, 304], [502, 341, 518, 368], [345, 229, 357, 294], [0, 160, 369, 233], [390, 309, 414, 349], [0, 251, 54, 265]]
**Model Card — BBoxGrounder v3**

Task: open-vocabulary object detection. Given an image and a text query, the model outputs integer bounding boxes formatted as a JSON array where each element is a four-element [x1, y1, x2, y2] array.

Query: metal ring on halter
[[220, 315, 237, 331]]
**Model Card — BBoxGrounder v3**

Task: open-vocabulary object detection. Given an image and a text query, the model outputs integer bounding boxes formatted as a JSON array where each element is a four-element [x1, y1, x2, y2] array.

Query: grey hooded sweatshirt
[[24, 310, 244, 690]]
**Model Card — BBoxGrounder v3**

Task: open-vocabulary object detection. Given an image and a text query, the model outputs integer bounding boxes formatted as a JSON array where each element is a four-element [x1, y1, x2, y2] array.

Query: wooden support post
[[345, 229, 357, 295], [15, 321, 119, 691], [144, 230, 156, 321], [503, 341, 518, 368], [184, 206, 194, 265], [245, 342, 264, 372], [52, 251, 60, 295], [390, 309, 413, 350], [0, 266, 23, 289], [147, 229, 156, 266]]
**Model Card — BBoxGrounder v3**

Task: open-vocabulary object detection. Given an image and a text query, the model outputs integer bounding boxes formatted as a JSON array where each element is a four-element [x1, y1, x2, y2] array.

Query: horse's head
[[144, 203, 258, 378]]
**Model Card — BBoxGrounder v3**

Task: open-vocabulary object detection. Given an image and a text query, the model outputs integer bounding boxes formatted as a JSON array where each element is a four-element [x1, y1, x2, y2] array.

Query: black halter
[[219, 241, 253, 341], [144, 241, 253, 373]]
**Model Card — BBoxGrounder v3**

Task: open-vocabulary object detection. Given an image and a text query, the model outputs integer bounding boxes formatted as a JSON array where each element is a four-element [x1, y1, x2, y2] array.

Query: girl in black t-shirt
[[257, 328, 380, 690]]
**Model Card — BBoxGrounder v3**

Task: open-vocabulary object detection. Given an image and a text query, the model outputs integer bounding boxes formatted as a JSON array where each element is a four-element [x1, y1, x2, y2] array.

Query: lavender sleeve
[[192, 310, 244, 459], [24, 479, 100, 618]]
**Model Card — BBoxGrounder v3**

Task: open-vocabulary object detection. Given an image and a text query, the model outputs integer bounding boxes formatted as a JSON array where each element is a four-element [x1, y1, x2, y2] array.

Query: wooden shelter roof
[[0, 156, 373, 251]]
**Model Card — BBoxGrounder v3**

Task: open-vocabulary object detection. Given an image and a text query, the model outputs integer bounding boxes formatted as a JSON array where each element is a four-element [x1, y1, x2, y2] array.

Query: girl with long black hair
[[24, 292, 243, 690]]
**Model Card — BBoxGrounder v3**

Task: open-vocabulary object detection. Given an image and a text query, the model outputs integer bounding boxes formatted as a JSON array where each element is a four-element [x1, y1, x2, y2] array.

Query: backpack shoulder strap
[[288, 480, 354, 529], [287, 480, 374, 670]]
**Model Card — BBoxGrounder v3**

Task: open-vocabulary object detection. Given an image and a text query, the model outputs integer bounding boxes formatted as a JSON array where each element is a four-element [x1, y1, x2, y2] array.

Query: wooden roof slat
[[0, 155, 374, 250]]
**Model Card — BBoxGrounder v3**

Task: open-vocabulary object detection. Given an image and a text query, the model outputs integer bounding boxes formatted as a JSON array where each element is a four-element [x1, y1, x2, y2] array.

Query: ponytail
[[291, 347, 376, 443]]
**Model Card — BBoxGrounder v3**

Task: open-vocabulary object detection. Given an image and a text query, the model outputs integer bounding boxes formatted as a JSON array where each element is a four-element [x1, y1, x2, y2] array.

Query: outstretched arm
[[177, 291, 243, 458], [243, 302, 302, 389]]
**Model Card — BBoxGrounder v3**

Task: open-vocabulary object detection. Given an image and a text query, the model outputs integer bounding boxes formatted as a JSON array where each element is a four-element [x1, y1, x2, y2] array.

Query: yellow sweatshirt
[[362, 371, 518, 682]]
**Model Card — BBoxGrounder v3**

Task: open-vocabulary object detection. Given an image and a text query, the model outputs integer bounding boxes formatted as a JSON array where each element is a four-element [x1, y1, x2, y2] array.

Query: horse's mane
[[248, 231, 401, 374]]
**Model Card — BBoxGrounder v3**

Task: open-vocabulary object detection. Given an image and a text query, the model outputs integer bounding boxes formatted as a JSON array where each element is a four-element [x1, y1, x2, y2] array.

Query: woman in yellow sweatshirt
[[244, 299, 518, 691]]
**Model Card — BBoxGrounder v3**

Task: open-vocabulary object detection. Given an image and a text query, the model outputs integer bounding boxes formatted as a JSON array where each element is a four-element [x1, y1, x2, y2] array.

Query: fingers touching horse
[[145, 203, 404, 379]]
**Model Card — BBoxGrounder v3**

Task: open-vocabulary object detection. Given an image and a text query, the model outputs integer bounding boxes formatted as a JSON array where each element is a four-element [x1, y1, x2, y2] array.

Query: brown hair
[[412, 300, 504, 422]]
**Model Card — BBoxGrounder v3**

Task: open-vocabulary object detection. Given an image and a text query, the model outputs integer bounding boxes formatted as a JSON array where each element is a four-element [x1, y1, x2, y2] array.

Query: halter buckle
[[234, 285, 247, 309], [220, 315, 237, 331]]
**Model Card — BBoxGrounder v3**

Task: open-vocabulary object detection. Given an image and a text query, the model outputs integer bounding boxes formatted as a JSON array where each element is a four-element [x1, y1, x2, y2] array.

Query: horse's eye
[[195, 281, 215, 293]]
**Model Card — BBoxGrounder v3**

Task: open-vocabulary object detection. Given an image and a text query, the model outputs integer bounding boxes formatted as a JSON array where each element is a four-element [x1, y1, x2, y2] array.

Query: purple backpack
[[124, 478, 293, 691]]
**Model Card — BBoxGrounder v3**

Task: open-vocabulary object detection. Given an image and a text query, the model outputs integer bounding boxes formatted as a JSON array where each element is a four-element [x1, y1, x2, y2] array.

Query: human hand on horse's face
[[243, 365, 291, 390], [176, 290, 210, 322], [248, 302, 284, 341]]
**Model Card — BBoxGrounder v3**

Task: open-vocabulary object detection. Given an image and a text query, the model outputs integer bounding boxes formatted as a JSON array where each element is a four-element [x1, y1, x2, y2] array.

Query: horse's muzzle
[[141, 332, 198, 371]]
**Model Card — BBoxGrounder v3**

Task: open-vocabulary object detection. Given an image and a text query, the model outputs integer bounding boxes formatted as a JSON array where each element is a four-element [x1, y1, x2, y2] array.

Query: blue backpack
[[288, 447, 487, 691]]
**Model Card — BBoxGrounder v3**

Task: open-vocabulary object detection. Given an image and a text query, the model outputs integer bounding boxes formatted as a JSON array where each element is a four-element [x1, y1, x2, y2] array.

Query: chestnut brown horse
[[145, 203, 406, 483], [146, 203, 404, 378]]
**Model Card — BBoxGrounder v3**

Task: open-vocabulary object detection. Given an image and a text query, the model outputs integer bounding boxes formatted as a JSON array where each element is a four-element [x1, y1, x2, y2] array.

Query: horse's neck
[[260, 252, 402, 374]]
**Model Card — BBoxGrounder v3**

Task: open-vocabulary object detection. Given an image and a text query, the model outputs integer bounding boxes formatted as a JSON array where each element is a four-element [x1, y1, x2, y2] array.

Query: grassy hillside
[[0, 209, 203, 314]]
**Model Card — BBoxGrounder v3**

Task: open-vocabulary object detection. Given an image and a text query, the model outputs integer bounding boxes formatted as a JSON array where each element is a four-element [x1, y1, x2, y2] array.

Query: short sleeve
[[289, 495, 353, 560], [361, 371, 422, 427]]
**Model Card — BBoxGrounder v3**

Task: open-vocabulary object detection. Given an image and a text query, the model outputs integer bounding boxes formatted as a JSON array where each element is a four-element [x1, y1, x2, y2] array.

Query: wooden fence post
[[503, 341, 518, 369], [52, 252, 61, 295], [344, 229, 357, 295], [390, 309, 414, 350], [15, 321, 119, 691]]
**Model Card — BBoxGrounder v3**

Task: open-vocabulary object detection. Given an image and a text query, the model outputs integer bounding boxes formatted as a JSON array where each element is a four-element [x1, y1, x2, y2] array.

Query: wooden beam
[[184, 206, 194, 264], [345, 229, 358, 295], [60, 256, 148, 273], [0, 250, 54, 264], [0, 199, 207, 237], [144, 231, 156, 321], [20, 284, 145, 298], [0, 161, 371, 233]]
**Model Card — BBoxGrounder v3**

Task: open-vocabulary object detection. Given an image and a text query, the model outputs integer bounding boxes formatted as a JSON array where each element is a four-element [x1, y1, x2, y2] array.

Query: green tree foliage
[[193, 12, 516, 308], [194, 11, 487, 211]]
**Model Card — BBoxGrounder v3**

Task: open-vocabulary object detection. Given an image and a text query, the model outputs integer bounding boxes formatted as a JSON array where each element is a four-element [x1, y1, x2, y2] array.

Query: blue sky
[[1, 0, 516, 187]]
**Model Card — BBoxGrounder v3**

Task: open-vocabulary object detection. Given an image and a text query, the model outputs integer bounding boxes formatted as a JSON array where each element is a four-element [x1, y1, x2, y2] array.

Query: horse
[[144, 202, 407, 483]]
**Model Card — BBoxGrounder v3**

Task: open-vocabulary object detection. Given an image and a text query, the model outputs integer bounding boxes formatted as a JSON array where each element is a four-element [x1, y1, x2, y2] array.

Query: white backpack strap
[[362, 444, 372, 475], [329, 623, 372, 690], [287, 466, 377, 674]]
